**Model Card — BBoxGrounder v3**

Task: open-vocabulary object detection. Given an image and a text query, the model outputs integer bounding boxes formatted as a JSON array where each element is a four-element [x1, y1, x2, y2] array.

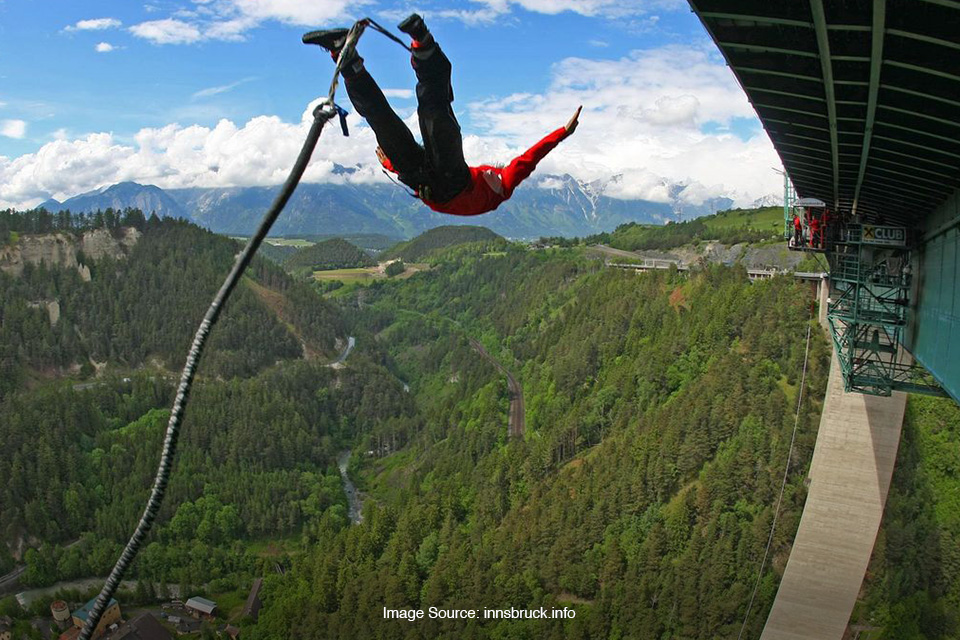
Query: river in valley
[[338, 450, 363, 525]]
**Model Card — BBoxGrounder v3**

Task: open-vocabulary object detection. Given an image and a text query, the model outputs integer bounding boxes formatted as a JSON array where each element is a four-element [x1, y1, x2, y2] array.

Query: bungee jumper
[[303, 14, 582, 216]]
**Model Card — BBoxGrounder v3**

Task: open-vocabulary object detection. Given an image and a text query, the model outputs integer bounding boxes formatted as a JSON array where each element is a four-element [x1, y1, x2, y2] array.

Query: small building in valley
[[173, 618, 201, 635], [51, 600, 71, 627], [72, 597, 121, 639], [184, 596, 217, 620]]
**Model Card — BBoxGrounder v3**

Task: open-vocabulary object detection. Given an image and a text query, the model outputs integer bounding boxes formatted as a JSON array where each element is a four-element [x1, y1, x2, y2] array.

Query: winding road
[[468, 338, 525, 438], [326, 336, 355, 368]]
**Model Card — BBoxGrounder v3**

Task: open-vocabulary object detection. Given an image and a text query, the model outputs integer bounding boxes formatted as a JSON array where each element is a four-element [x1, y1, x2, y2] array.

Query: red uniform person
[[793, 213, 803, 247], [822, 208, 833, 244], [377, 126, 576, 216], [809, 214, 821, 248], [304, 15, 581, 217]]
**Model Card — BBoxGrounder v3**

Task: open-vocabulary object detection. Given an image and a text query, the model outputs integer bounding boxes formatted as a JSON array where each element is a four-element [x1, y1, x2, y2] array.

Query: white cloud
[[484, 0, 660, 17], [430, 7, 503, 25], [127, 0, 678, 44], [429, 0, 682, 24], [95, 42, 116, 53], [130, 19, 203, 44], [0, 44, 781, 210], [227, 0, 366, 25], [0, 103, 391, 208], [192, 77, 257, 99], [382, 88, 414, 99], [128, 0, 369, 44], [1, 119, 26, 139], [463, 44, 780, 205], [623, 94, 701, 127], [205, 16, 260, 41], [65, 17, 122, 31]]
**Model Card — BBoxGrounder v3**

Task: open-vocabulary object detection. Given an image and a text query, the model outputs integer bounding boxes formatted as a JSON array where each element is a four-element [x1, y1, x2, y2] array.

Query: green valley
[[0, 208, 957, 640]]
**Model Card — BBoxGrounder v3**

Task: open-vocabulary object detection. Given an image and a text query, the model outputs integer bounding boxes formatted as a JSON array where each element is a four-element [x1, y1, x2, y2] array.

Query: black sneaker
[[397, 14, 429, 42], [302, 28, 349, 54]]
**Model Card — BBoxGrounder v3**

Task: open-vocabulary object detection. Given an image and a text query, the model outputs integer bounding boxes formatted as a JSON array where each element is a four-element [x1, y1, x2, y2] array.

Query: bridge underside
[[689, 0, 960, 222]]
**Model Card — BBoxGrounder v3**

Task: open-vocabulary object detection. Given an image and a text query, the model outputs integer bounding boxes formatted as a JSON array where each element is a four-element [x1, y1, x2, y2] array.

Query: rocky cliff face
[[81, 227, 140, 261], [0, 227, 140, 277], [626, 241, 806, 271]]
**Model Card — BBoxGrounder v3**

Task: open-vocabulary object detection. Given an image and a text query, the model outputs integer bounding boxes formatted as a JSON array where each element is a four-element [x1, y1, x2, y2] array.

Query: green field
[[312, 263, 430, 284], [701, 206, 784, 234], [313, 267, 379, 283], [230, 237, 316, 247], [265, 238, 314, 247]]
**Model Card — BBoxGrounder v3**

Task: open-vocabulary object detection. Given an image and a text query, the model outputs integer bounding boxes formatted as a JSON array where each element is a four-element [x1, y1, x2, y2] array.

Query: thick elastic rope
[[363, 18, 413, 52], [75, 20, 377, 640], [79, 19, 418, 638], [79, 108, 332, 640], [737, 322, 814, 640]]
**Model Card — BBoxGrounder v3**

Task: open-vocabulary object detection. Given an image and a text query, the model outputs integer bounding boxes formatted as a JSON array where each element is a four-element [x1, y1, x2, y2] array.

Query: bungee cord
[[79, 18, 408, 640], [737, 322, 814, 640]]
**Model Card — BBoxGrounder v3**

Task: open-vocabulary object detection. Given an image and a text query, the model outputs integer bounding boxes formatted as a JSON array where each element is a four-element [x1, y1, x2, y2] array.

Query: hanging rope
[[363, 18, 413, 52], [737, 322, 814, 640], [77, 17, 391, 640]]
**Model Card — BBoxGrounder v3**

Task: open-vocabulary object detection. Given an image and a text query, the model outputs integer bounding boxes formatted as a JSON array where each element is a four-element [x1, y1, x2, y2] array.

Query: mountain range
[[39, 175, 746, 239]]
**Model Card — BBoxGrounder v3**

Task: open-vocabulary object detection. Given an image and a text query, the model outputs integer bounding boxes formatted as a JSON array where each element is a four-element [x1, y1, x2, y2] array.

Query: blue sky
[[0, 0, 781, 208]]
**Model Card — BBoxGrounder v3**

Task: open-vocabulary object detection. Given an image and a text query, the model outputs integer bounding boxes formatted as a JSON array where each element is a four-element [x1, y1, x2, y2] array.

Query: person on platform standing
[[793, 212, 803, 247], [810, 212, 822, 249], [822, 208, 833, 245]]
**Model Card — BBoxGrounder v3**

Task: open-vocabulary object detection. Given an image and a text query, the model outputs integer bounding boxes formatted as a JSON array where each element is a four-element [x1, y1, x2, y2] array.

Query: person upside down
[[303, 14, 582, 216]]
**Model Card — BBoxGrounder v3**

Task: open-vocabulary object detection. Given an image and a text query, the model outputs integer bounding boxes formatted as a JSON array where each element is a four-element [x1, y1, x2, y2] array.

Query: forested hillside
[[247, 246, 834, 639], [0, 210, 344, 399], [249, 244, 959, 639], [0, 209, 393, 601], [2, 214, 956, 639], [284, 238, 376, 272], [585, 206, 782, 251], [383, 225, 505, 261], [858, 395, 960, 636], [0, 360, 413, 593]]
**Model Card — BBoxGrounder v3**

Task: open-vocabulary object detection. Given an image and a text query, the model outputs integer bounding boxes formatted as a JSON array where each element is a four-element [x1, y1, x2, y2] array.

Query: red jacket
[[382, 126, 572, 216]]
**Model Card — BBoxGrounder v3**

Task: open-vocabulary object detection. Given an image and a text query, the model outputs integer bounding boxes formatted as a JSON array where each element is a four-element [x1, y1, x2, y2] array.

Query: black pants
[[343, 46, 471, 203]]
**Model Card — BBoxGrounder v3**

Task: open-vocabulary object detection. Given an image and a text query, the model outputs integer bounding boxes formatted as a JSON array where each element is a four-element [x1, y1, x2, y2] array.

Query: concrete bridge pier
[[760, 347, 906, 639]]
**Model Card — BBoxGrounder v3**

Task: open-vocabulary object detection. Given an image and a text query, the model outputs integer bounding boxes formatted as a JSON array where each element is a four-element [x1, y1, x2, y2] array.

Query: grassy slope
[[383, 225, 504, 261], [702, 206, 784, 235], [284, 238, 376, 271]]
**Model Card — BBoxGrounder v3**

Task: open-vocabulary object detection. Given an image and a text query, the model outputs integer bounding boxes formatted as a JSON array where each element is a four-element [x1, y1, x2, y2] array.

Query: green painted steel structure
[[826, 224, 943, 396], [690, 0, 960, 402]]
